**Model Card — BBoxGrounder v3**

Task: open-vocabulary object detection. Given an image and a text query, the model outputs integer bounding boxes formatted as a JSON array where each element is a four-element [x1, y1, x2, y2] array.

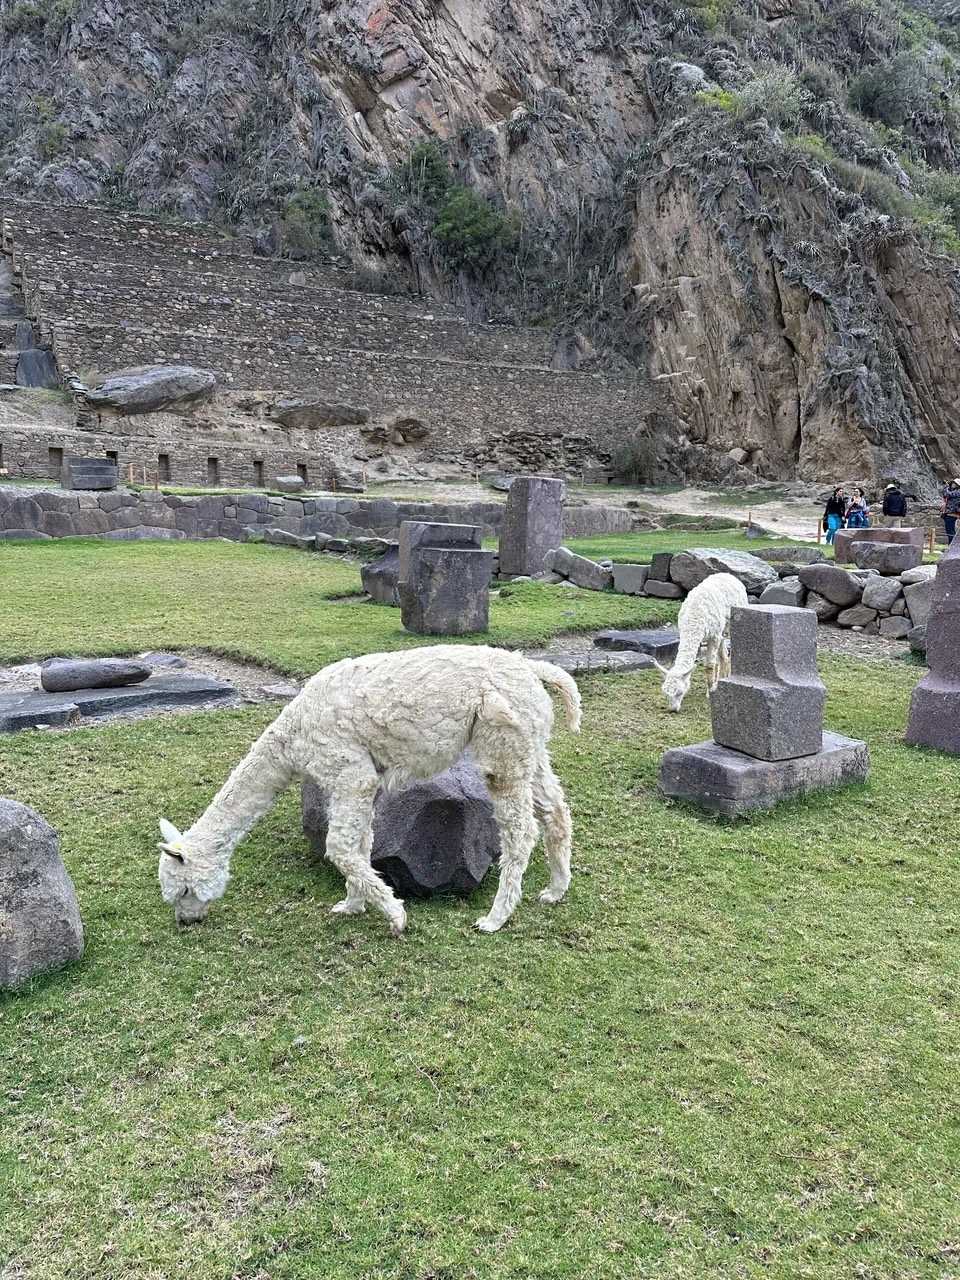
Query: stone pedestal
[[302, 756, 499, 897], [906, 539, 960, 753], [63, 457, 118, 491], [400, 547, 494, 635], [659, 733, 871, 816], [658, 604, 868, 814], [498, 475, 564, 577], [711, 605, 825, 760]]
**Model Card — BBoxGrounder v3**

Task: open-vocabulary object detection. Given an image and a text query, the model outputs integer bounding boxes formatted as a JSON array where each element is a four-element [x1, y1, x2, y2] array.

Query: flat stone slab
[[658, 731, 870, 816], [524, 649, 655, 675], [834, 526, 924, 563], [0, 674, 235, 731], [851, 541, 922, 574], [593, 628, 680, 661]]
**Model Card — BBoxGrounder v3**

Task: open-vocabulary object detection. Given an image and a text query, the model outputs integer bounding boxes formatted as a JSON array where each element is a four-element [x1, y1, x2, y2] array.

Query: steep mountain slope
[[2, 0, 960, 493]]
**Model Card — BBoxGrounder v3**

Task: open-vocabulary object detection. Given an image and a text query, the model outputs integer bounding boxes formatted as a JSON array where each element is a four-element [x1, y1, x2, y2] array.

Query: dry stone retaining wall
[[0, 486, 632, 544]]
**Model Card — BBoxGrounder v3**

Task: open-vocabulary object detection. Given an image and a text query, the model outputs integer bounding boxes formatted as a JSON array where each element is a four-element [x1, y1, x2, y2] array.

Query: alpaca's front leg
[[704, 635, 722, 692], [475, 782, 538, 933], [330, 821, 372, 916], [324, 765, 406, 936], [720, 635, 731, 681]]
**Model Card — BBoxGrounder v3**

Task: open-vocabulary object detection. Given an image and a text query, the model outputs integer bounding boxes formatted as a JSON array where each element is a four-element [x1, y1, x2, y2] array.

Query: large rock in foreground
[[0, 800, 83, 989], [668, 547, 778, 595], [85, 364, 216, 415], [302, 757, 499, 898], [40, 657, 151, 692]]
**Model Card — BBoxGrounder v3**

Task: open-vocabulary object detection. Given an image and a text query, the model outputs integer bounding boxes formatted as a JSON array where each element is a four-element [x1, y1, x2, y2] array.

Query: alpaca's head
[[658, 665, 690, 713], [157, 818, 228, 925]]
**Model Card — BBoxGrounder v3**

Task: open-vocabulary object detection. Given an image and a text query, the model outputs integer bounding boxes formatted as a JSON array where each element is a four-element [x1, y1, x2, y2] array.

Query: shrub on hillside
[[280, 188, 333, 258], [433, 186, 513, 272], [849, 53, 930, 126]]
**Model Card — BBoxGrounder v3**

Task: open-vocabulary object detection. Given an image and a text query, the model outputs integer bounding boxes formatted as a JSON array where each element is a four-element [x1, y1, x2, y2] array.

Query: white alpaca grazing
[[157, 645, 581, 935], [655, 572, 748, 711]]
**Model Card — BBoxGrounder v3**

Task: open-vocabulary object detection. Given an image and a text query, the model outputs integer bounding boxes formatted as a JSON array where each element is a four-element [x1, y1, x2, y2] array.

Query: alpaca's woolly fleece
[[158, 645, 580, 934], [659, 573, 748, 711]]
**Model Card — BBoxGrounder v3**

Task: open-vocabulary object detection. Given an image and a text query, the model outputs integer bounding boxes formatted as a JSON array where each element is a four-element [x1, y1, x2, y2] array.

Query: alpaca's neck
[[671, 624, 705, 676], [188, 726, 295, 866]]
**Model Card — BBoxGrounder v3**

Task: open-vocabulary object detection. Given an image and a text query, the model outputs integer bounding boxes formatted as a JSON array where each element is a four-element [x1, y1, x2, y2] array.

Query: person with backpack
[[941, 479, 960, 543], [822, 486, 847, 545], [881, 482, 908, 528]]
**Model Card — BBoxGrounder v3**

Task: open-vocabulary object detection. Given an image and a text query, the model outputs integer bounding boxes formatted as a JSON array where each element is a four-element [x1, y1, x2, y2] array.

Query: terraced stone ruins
[[0, 197, 655, 490]]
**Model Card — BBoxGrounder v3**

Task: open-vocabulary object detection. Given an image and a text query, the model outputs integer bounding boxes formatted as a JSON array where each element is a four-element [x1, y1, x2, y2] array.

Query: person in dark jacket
[[881, 483, 908, 527], [941, 479, 960, 543], [823, 487, 846, 544]]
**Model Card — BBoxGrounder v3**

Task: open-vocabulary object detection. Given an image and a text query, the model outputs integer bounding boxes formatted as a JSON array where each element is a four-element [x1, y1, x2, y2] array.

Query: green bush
[[37, 120, 67, 160], [695, 88, 740, 112], [433, 186, 513, 271], [280, 187, 332, 258], [608, 434, 659, 485], [399, 140, 452, 210], [739, 70, 812, 128], [849, 53, 930, 126]]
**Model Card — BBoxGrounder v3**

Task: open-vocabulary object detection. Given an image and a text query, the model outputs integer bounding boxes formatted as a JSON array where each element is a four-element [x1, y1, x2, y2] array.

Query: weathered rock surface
[[879, 616, 912, 639], [271, 399, 370, 429], [904, 579, 936, 627], [273, 476, 306, 494], [611, 563, 650, 595], [900, 565, 938, 585], [798, 564, 863, 607], [851, 542, 923, 575], [85, 365, 216, 415], [564, 552, 612, 592], [906, 539, 960, 753], [836, 605, 879, 628], [669, 548, 778, 595], [833, 526, 925, 564], [301, 757, 499, 898], [861, 576, 904, 613], [0, 675, 234, 730], [759, 576, 804, 607], [400, 547, 494, 635], [40, 658, 151, 692], [0, 800, 83, 989]]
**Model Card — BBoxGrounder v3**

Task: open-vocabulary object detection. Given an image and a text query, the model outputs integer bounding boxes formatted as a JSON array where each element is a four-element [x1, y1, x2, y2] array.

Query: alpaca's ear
[[158, 818, 186, 863], [650, 658, 670, 675]]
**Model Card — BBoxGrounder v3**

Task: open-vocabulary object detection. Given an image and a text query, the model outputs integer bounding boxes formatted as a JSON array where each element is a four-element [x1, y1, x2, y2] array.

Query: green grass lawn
[[2, 541, 959, 1279], [565, 529, 804, 562], [0, 539, 677, 673]]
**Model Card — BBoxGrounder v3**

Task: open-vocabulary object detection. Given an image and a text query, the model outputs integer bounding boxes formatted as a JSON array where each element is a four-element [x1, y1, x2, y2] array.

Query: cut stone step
[[592, 628, 680, 662], [0, 674, 235, 731]]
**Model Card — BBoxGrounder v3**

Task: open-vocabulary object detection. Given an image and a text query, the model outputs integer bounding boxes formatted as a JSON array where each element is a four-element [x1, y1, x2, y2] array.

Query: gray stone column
[[498, 476, 564, 577], [906, 538, 960, 753], [711, 604, 826, 760]]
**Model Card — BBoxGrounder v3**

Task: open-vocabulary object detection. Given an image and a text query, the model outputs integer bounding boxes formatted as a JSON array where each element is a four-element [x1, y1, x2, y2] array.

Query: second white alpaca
[[655, 572, 748, 711], [157, 645, 581, 936]]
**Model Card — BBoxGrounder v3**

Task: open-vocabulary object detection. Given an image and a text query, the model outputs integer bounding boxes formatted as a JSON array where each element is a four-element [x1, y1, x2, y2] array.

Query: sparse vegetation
[[280, 187, 333, 258]]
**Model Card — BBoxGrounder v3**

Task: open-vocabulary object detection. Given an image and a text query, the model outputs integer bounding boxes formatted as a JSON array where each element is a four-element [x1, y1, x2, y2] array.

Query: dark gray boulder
[[908, 623, 927, 654], [361, 546, 400, 605], [301, 756, 499, 898], [85, 365, 216, 415], [0, 800, 83, 989], [851, 541, 922, 575], [271, 399, 369, 429], [40, 658, 152, 693], [593, 628, 680, 661], [798, 563, 863, 606], [273, 476, 306, 493]]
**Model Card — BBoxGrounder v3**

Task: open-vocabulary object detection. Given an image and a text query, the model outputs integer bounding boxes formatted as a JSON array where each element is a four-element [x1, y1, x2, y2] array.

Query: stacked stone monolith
[[498, 475, 564, 577], [63, 457, 118, 491], [397, 520, 491, 635], [659, 604, 869, 815], [906, 538, 960, 753]]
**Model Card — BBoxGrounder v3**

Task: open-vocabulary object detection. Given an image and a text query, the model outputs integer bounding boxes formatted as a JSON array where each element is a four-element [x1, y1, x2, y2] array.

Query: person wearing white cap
[[881, 482, 907, 528], [941, 478, 960, 543]]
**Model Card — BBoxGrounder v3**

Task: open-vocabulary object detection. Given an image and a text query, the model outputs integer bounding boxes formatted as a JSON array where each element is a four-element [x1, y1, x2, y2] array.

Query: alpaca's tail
[[527, 660, 582, 733]]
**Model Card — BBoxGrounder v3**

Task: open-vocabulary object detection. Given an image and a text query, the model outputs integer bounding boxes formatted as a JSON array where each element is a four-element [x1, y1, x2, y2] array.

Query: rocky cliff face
[[2, 0, 960, 494]]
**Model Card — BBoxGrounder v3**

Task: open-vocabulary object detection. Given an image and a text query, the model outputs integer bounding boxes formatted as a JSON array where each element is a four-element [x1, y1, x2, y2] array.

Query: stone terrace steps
[[25, 275, 556, 370], [8, 225, 362, 294]]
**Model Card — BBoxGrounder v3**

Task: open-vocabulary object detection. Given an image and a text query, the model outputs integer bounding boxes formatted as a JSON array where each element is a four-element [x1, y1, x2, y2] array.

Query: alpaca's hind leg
[[475, 780, 539, 933], [532, 756, 573, 905], [323, 764, 406, 935], [704, 634, 722, 691], [720, 634, 731, 680], [330, 817, 372, 915]]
